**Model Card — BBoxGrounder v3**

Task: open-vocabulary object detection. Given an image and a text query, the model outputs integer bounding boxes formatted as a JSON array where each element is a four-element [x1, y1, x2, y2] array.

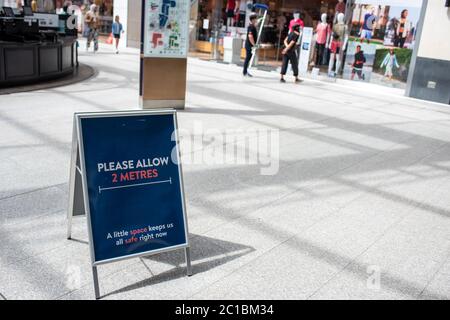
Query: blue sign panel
[[77, 111, 188, 264]]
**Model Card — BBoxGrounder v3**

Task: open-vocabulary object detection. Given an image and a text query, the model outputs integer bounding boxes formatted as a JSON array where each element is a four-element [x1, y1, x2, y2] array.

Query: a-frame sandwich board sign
[[67, 110, 192, 299]]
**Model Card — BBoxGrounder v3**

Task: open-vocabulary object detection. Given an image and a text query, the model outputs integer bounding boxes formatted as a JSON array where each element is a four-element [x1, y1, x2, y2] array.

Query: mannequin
[[43, 0, 54, 12], [226, 0, 237, 30], [315, 13, 330, 66], [335, 0, 345, 14], [328, 13, 348, 77], [235, 0, 247, 27], [31, 0, 37, 11], [289, 11, 304, 32], [334, 0, 346, 23]]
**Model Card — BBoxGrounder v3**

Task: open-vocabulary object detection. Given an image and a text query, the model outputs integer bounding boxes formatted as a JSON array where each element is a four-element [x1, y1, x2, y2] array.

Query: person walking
[[112, 15, 124, 54], [243, 13, 258, 77], [85, 4, 100, 53], [280, 24, 301, 83]]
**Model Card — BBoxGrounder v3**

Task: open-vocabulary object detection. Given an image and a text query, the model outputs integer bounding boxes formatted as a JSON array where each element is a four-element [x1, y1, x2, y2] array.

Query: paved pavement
[[0, 40, 449, 300]]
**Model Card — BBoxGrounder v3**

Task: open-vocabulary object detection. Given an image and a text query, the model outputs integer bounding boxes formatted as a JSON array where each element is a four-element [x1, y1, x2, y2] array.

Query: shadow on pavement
[[101, 234, 255, 298]]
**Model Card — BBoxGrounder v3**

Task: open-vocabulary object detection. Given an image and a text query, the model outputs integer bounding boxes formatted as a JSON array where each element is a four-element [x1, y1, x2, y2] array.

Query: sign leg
[[92, 266, 101, 299], [67, 116, 78, 240], [185, 247, 193, 277], [67, 213, 73, 240]]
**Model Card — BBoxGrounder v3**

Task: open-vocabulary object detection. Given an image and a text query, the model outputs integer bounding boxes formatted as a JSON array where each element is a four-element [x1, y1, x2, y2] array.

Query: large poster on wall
[[343, 40, 377, 82], [143, 0, 190, 58], [345, 0, 423, 89]]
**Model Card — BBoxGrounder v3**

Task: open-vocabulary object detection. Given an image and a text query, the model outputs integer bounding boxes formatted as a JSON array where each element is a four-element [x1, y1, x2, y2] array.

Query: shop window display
[[0, 0, 55, 12], [345, 0, 423, 89], [2, 0, 114, 35], [67, 0, 112, 35], [0, 1, 18, 9], [328, 12, 348, 77], [315, 13, 331, 66], [190, 0, 350, 67], [196, 0, 214, 41]]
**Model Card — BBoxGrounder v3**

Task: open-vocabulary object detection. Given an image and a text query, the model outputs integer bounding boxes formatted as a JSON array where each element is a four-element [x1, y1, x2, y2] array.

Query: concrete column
[[139, 0, 189, 109], [406, 0, 450, 104], [126, 0, 142, 48]]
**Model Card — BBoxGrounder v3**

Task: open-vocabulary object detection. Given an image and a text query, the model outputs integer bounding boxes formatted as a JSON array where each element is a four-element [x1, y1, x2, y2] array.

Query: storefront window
[[0, 0, 79, 13], [0, 0, 56, 12], [190, 0, 345, 63], [343, 0, 423, 89], [0, 0, 19, 9], [69, 0, 113, 35], [189, 0, 423, 93]]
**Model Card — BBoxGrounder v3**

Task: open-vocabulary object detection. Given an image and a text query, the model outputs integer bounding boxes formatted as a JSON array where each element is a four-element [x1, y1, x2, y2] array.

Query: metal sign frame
[[248, 4, 269, 70], [67, 109, 192, 299]]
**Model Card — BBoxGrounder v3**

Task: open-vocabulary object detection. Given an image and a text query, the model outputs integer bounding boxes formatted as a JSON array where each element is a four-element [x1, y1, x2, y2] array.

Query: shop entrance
[[189, 0, 425, 92], [189, 0, 344, 68]]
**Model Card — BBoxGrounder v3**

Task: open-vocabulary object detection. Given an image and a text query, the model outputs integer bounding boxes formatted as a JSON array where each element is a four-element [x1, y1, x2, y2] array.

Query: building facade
[[406, 0, 450, 104], [3, 0, 446, 104], [113, 0, 449, 105]]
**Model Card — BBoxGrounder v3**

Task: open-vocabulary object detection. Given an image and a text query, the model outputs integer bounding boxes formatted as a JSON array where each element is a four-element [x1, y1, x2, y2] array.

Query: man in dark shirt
[[280, 23, 301, 83], [243, 14, 258, 77], [351, 45, 366, 80]]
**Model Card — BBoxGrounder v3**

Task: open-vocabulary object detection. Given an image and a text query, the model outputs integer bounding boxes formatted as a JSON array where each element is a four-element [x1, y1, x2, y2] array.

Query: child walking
[[112, 15, 124, 54]]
